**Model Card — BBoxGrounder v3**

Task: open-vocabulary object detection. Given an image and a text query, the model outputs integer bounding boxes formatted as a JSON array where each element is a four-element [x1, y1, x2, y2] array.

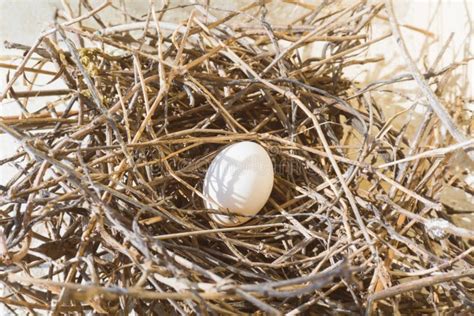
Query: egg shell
[[203, 141, 274, 226]]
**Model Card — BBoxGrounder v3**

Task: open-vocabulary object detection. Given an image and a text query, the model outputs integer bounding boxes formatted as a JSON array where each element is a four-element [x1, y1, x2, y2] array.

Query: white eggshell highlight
[[203, 141, 274, 226]]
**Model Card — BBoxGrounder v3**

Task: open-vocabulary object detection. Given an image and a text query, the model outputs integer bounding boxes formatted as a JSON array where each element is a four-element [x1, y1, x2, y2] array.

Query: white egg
[[203, 141, 274, 226]]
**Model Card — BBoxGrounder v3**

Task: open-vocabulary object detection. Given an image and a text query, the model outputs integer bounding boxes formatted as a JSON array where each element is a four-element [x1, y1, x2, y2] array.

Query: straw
[[0, 1, 472, 315]]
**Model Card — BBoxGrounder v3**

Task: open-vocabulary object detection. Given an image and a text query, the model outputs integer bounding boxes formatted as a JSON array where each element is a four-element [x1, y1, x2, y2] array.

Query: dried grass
[[0, 0, 473, 314]]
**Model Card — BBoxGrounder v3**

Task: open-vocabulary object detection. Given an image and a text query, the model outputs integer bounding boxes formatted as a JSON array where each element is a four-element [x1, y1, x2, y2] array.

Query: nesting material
[[0, 1, 473, 315]]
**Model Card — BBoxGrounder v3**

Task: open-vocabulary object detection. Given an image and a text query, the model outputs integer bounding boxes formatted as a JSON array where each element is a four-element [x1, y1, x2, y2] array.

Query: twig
[[368, 268, 474, 304]]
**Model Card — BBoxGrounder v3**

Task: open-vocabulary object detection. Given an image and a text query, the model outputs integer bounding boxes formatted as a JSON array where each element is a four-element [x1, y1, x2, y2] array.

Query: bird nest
[[0, 1, 473, 315]]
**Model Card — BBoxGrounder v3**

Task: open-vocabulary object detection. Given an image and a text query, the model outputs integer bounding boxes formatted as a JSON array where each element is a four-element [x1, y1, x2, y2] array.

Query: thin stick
[[154, 223, 284, 240], [378, 139, 474, 169], [368, 268, 474, 303], [0, 63, 57, 75]]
